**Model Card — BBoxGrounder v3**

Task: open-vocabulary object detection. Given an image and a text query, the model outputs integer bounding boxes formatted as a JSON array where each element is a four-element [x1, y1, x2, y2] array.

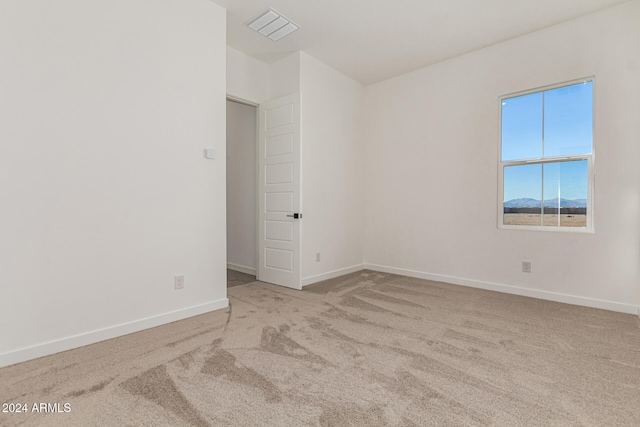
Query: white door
[[257, 93, 301, 290]]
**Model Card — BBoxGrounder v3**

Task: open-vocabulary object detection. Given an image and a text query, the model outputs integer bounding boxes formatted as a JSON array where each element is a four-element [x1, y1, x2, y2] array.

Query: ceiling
[[211, 0, 630, 85]]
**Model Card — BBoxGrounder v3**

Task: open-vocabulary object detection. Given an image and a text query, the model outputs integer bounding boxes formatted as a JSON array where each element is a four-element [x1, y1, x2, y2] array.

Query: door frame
[[226, 93, 302, 289]]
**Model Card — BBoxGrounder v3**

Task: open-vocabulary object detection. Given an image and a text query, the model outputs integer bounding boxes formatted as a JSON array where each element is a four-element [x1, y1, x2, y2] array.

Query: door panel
[[258, 93, 301, 289], [265, 248, 293, 271], [266, 134, 294, 157], [265, 192, 293, 212], [265, 104, 294, 128], [265, 163, 294, 184], [265, 221, 293, 242]]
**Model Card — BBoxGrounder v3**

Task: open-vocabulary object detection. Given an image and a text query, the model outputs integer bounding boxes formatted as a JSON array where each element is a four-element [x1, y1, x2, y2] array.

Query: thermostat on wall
[[203, 149, 216, 159]]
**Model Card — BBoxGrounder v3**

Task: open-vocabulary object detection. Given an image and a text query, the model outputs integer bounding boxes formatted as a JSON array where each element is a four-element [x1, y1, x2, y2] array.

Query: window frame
[[498, 77, 595, 233]]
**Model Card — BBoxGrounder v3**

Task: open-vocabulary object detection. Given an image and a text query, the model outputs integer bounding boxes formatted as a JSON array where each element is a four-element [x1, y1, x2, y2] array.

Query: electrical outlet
[[522, 261, 532, 273], [316, 252, 321, 262], [174, 275, 185, 290]]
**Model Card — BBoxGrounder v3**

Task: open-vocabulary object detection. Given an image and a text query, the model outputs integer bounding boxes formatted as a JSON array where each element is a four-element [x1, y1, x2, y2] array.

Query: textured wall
[[363, 1, 640, 313], [0, 0, 228, 366]]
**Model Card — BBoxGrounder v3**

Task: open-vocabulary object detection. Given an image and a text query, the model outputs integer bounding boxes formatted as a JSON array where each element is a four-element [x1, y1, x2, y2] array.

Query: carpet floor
[[1, 270, 639, 426]]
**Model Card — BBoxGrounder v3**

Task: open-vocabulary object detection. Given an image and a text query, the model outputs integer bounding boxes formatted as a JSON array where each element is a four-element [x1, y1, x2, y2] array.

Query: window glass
[[503, 164, 542, 226], [541, 160, 588, 227], [544, 81, 593, 157], [501, 92, 542, 161]]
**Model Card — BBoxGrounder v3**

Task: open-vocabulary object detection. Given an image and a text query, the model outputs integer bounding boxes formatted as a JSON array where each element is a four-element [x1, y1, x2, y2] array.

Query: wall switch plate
[[316, 252, 321, 262], [203, 149, 216, 159], [174, 275, 185, 290], [522, 261, 532, 273]]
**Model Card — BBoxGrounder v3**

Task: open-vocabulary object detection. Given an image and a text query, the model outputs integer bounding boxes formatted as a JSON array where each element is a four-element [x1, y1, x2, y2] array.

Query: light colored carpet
[[1, 270, 639, 426]]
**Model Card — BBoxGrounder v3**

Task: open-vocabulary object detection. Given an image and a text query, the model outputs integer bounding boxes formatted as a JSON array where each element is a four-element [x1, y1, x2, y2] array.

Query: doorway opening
[[226, 93, 302, 290], [226, 97, 258, 288]]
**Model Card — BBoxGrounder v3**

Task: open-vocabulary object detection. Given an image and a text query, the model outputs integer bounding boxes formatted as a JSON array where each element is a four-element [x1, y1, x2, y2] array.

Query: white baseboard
[[365, 263, 639, 315], [0, 298, 229, 369], [302, 264, 365, 287], [227, 263, 256, 276]]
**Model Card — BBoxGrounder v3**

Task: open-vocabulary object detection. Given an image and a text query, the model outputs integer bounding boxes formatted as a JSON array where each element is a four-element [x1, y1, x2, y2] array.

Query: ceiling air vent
[[247, 9, 299, 41]]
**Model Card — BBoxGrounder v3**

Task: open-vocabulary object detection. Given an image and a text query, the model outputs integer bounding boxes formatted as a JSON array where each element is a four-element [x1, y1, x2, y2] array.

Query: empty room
[[1, 0, 639, 425]]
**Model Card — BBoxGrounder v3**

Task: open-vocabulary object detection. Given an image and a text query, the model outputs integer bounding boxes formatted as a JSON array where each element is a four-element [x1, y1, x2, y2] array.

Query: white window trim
[[497, 77, 595, 233]]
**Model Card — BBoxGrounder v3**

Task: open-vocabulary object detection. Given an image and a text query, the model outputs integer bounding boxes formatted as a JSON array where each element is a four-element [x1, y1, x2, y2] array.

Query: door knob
[[286, 213, 302, 219]]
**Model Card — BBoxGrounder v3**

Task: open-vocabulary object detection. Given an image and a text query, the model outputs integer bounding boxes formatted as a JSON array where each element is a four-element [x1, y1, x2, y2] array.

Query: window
[[499, 79, 593, 231]]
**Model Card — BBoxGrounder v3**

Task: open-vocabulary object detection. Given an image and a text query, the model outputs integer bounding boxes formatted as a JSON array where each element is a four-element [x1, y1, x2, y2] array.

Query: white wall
[[227, 46, 270, 104], [270, 52, 301, 100], [364, 1, 640, 313], [227, 50, 366, 286], [299, 53, 366, 285], [226, 100, 257, 274], [247, 51, 367, 285], [0, 0, 228, 367]]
